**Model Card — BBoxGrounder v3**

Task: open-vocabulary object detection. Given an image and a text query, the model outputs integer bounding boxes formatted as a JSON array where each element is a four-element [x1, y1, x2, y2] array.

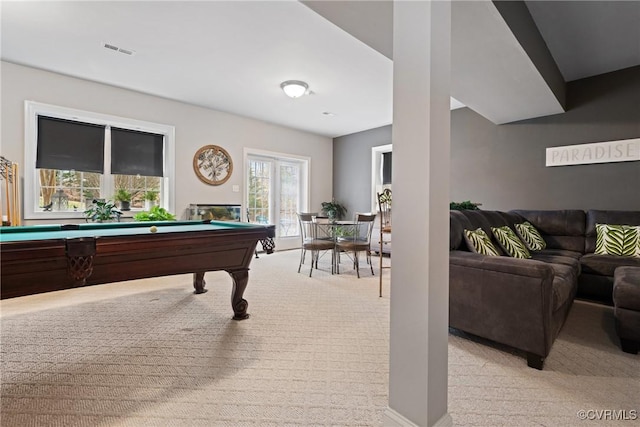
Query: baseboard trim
[[383, 407, 453, 427]]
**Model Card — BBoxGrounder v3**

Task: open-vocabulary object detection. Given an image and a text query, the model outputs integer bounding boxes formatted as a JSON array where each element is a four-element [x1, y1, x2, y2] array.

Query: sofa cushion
[[613, 267, 640, 311], [491, 226, 531, 259], [450, 210, 472, 250], [530, 253, 581, 276], [457, 210, 511, 235], [585, 210, 640, 253], [581, 253, 640, 276], [535, 248, 583, 260], [515, 221, 547, 251], [595, 224, 640, 257], [464, 228, 500, 256], [552, 270, 576, 312], [511, 210, 586, 252]]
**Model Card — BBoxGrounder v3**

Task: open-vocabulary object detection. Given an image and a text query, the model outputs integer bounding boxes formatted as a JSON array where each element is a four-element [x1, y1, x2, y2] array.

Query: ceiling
[[2, 1, 639, 138], [525, 1, 640, 82]]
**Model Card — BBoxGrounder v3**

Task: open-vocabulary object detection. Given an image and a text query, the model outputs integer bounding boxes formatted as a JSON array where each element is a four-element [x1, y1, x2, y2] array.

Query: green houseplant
[[321, 199, 347, 221], [114, 189, 132, 211], [450, 201, 482, 210], [143, 190, 158, 201], [84, 199, 122, 222], [133, 205, 176, 221]]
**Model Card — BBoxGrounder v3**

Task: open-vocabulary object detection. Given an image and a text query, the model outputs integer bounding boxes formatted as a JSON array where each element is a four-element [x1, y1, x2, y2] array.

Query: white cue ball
[[150, 226, 158, 233]]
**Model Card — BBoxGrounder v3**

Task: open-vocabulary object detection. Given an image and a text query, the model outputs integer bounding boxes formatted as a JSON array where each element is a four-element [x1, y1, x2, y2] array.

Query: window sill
[[24, 210, 147, 222]]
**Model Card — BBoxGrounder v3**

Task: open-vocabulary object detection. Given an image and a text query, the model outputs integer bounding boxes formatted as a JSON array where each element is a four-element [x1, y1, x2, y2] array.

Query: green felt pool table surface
[[0, 220, 264, 242], [0, 220, 274, 320]]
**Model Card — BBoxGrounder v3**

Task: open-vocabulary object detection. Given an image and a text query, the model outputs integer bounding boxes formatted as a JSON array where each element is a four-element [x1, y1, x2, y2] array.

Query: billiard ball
[[150, 226, 158, 233]]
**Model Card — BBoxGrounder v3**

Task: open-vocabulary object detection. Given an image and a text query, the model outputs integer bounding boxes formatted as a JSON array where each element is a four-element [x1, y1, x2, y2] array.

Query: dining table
[[313, 219, 362, 274]]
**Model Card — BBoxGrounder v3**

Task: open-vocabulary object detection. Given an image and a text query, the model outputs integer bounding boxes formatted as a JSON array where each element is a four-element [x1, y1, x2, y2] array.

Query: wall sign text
[[546, 138, 640, 167]]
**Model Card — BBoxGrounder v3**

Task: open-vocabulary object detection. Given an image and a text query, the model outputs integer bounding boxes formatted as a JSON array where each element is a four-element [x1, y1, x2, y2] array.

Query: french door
[[246, 151, 309, 251]]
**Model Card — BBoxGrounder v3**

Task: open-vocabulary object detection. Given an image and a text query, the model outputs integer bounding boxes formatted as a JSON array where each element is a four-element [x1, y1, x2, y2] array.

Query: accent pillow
[[463, 228, 501, 256], [491, 226, 531, 259], [595, 224, 640, 257], [515, 221, 547, 251]]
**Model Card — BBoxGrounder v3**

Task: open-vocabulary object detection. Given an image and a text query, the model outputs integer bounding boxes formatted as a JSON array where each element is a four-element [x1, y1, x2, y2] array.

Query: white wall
[[1, 61, 333, 222]]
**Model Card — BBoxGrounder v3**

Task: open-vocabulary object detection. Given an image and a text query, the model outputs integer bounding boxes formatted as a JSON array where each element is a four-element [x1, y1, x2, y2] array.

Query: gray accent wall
[[334, 66, 640, 212], [333, 125, 391, 215], [452, 65, 640, 211]]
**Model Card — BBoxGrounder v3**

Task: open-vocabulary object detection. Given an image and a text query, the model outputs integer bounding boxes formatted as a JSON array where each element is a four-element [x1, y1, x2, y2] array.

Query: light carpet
[[1, 249, 638, 426]]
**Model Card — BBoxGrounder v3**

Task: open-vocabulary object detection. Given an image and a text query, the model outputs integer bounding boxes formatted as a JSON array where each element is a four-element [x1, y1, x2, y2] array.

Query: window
[[24, 101, 175, 219], [382, 152, 392, 185]]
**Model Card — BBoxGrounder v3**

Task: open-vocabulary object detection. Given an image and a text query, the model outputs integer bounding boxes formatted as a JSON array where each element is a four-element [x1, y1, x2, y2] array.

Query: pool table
[[0, 220, 274, 320]]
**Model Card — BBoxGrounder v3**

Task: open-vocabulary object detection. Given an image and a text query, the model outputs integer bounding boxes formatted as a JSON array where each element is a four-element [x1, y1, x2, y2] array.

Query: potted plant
[[450, 201, 482, 210], [133, 205, 176, 221], [321, 199, 347, 221], [84, 199, 122, 222], [114, 189, 132, 211], [143, 190, 158, 210]]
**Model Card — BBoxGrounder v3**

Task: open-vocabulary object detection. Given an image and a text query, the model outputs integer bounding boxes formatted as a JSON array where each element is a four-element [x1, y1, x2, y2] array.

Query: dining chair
[[335, 213, 376, 278], [297, 213, 335, 277], [377, 189, 392, 297]]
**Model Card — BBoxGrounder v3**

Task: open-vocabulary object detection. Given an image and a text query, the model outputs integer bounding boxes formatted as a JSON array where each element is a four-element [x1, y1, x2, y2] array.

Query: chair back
[[355, 213, 377, 244], [377, 189, 392, 232], [297, 213, 316, 242]]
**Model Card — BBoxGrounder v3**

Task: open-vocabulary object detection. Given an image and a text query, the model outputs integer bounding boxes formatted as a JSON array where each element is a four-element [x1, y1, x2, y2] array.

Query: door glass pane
[[246, 154, 307, 248], [247, 160, 271, 224], [279, 162, 300, 237]]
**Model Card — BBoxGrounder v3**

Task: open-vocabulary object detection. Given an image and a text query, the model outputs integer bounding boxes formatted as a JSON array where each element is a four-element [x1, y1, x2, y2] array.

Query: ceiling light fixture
[[280, 80, 309, 98]]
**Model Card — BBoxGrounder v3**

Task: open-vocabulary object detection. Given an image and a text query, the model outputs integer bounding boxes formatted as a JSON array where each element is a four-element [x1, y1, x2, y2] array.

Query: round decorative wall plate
[[193, 145, 233, 185]]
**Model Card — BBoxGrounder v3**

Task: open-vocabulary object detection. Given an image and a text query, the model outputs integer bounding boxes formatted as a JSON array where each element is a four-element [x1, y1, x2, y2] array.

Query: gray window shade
[[36, 116, 105, 173], [382, 152, 392, 184], [111, 128, 164, 177]]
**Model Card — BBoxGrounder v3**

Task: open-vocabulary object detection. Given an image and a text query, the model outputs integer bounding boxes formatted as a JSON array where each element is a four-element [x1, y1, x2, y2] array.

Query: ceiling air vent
[[102, 42, 136, 56]]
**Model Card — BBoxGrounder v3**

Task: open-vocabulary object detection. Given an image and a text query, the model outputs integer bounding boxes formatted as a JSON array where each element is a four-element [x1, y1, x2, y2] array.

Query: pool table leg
[[193, 272, 208, 294], [193, 269, 250, 320], [228, 268, 250, 320]]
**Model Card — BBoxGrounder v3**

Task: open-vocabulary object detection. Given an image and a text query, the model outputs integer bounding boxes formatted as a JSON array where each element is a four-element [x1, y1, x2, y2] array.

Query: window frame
[[24, 101, 175, 220]]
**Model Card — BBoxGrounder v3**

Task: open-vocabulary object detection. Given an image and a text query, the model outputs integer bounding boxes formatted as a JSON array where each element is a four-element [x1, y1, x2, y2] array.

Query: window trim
[[24, 101, 175, 220]]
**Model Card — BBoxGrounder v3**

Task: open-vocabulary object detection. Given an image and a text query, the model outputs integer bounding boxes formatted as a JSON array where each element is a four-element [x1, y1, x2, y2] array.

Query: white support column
[[384, 1, 451, 427]]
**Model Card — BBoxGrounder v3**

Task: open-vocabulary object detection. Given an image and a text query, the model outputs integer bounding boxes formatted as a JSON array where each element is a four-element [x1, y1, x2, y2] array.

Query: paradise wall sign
[[546, 138, 640, 167]]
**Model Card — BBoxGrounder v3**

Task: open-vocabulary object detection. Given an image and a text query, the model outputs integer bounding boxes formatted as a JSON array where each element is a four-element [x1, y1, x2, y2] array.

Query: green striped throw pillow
[[463, 228, 501, 256], [491, 226, 531, 259], [595, 224, 640, 257], [515, 221, 547, 251]]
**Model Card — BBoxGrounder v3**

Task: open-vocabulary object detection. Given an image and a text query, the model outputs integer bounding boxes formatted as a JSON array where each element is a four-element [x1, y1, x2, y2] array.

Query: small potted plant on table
[[321, 199, 347, 222]]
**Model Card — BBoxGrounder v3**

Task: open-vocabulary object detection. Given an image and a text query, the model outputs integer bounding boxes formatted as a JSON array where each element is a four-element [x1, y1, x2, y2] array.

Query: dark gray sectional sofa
[[449, 209, 640, 369]]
